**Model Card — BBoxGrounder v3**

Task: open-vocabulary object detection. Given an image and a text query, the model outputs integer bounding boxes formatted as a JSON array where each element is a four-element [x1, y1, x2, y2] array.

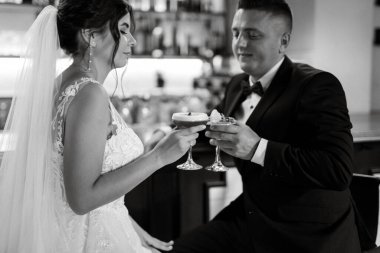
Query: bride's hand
[[141, 234, 174, 252], [153, 125, 206, 167], [130, 216, 174, 252]]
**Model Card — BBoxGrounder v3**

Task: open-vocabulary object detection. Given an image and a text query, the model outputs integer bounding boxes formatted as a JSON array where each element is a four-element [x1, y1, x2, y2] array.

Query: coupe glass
[[206, 117, 236, 172], [172, 112, 208, 170]]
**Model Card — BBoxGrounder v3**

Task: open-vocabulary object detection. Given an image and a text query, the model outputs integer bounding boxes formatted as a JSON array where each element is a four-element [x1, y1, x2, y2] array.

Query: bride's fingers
[[177, 125, 206, 136], [148, 238, 174, 251]]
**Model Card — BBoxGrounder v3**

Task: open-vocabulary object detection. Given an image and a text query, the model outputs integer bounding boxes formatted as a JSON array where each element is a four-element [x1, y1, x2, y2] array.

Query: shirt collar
[[249, 57, 284, 92]]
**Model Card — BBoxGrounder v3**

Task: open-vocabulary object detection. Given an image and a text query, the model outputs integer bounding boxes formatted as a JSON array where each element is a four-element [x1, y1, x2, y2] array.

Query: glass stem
[[187, 146, 193, 161], [215, 145, 221, 163]]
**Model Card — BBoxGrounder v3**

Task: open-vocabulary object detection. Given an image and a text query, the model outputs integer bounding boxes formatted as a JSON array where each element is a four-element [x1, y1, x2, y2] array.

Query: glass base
[[205, 161, 229, 172], [177, 159, 203, 170]]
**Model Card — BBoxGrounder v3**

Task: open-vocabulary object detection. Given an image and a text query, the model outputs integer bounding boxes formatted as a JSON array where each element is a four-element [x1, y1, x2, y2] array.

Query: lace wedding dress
[[51, 77, 151, 253]]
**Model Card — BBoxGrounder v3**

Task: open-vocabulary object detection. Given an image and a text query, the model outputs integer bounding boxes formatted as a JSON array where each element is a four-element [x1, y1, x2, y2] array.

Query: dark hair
[[237, 0, 293, 32], [57, 0, 135, 65]]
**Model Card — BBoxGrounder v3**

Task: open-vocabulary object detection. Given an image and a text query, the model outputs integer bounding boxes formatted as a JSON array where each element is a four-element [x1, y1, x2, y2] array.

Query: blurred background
[[0, 0, 378, 131], [1, 0, 380, 243]]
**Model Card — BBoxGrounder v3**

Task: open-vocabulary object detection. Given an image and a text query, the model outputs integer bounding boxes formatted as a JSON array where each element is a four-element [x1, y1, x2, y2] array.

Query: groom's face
[[232, 9, 289, 79]]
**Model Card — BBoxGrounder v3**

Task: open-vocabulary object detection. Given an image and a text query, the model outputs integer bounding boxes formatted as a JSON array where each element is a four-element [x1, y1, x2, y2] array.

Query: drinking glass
[[172, 112, 208, 170], [206, 117, 236, 172]]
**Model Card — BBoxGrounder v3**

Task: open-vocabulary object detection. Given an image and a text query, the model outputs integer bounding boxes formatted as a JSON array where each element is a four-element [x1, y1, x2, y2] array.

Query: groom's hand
[[205, 121, 261, 160]]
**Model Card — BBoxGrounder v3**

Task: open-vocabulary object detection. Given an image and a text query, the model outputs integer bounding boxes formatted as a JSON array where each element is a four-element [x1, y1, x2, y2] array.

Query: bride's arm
[[63, 84, 204, 215], [130, 216, 174, 252]]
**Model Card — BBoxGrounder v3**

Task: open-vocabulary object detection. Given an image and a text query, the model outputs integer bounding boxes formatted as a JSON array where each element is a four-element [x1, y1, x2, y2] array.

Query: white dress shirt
[[234, 57, 284, 166]]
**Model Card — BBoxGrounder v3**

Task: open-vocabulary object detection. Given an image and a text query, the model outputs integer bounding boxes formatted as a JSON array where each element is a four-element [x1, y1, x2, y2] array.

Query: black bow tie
[[241, 80, 264, 97]]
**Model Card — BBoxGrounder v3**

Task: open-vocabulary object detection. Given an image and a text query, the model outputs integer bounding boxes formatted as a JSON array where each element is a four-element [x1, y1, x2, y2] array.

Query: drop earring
[[88, 35, 96, 71]]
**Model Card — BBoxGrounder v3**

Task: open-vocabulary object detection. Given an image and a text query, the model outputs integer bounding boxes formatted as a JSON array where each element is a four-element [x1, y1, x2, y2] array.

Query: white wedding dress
[[51, 77, 152, 253]]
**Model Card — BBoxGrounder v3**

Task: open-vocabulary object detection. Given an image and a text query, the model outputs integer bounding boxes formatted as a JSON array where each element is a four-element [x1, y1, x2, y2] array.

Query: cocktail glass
[[172, 112, 209, 170], [206, 117, 236, 172]]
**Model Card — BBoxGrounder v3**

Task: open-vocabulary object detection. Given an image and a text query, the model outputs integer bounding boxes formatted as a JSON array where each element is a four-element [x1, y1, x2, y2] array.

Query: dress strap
[[52, 77, 104, 153], [54, 77, 101, 121]]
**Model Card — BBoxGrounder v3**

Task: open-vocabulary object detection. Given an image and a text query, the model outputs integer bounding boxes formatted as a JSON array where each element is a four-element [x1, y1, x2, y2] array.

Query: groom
[[172, 0, 361, 252]]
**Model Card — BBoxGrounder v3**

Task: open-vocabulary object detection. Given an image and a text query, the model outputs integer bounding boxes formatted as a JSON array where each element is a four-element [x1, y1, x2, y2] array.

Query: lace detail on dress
[[52, 77, 100, 155], [51, 77, 148, 253]]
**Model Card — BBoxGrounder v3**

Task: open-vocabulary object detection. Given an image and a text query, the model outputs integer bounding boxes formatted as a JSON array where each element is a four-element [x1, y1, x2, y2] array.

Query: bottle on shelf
[[170, 23, 180, 55], [154, 0, 167, 12], [132, 15, 146, 55], [31, 0, 49, 5], [201, 0, 212, 13], [210, 0, 225, 13], [190, 0, 201, 12], [0, 0, 22, 3], [177, 0, 188, 12], [140, 0, 151, 11], [151, 18, 165, 57], [129, 0, 142, 11], [128, 0, 227, 57], [149, 0, 155, 11], [179, 33, 190, 56], [167, 0, 177, 12]]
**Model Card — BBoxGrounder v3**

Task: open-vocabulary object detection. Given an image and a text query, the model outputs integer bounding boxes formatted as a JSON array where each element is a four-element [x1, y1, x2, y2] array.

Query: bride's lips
[[238, 53, 253, 57], [123, 52, 131, 56]]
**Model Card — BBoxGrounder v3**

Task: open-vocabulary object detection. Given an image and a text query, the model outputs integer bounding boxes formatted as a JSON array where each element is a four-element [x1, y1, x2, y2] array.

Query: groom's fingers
[[206, 131, 234, 142], [210, 123, 239, 133]]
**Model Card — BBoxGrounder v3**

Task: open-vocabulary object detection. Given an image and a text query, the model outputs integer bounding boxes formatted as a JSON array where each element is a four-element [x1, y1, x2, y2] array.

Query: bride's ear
[[80, 29, 96, 46]]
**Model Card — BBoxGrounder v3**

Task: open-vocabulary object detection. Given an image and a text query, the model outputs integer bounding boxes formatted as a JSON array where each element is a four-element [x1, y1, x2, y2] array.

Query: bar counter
[[351, 113, 380, 143], [351, 113, 380, 175]]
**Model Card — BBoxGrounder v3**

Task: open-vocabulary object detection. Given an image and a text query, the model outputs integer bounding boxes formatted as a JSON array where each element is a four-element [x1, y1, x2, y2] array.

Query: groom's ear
[[279, 32, 291, 54]]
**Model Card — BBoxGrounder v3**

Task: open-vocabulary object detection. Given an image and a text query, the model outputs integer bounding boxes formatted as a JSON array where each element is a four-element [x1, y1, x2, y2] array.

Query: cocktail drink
[[172, 112, 209, 170], [206, 110, 236, 172], [172, 112, 209, 129]]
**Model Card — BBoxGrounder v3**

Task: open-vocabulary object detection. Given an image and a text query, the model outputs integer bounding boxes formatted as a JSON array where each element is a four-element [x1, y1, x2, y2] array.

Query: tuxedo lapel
[[246, 56, 293, 129]]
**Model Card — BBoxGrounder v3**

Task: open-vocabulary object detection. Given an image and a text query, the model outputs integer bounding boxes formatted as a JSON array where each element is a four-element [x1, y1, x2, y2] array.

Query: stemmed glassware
[[206, 115, 236, 172], [172, 112, 208, 170]]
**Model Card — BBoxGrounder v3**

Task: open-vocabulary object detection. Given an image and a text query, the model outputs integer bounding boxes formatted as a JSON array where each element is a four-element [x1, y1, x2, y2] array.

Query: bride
[[0, 0, 205, 252]]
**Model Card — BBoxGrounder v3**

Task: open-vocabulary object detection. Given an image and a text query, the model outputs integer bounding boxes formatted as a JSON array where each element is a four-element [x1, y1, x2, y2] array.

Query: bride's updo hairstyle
[[56, 0, 135, 64]]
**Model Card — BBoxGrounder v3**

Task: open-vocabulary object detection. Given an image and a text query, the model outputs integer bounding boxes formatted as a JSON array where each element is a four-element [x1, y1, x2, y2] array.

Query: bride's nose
[[126, 33, 136, 47]]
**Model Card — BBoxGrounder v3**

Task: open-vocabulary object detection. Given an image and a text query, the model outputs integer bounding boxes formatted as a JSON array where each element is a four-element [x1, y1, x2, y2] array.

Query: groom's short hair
[[237, 0, 293, 32]]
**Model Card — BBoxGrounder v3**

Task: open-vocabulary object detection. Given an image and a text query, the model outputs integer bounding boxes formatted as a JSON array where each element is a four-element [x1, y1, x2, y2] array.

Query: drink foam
[[172, 112, 209, 122]]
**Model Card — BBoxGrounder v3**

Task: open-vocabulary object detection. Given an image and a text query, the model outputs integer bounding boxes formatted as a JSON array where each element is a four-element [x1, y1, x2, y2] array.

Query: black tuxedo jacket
[[214, 56, 361, 253]]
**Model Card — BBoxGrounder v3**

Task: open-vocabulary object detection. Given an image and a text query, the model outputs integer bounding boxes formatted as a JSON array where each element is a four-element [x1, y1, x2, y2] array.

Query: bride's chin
[[115, 59, 128, 69]]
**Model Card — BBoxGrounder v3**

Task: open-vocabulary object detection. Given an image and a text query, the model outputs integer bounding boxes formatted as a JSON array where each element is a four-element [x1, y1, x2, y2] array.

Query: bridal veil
[[0, 5, 65, 252]]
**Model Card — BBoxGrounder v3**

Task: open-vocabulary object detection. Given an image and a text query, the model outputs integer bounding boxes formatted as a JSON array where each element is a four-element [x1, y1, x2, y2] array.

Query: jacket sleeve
[[264, 72, 354, 191]]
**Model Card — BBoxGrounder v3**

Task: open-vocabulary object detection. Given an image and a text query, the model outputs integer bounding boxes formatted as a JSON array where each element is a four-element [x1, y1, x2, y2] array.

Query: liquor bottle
[[132, 15, 146, 55], [144, 17, 154, 54], [167, 0, 177, 12], [210, 0, 225, 13], [154, 0, 167, 12], [129, 0, 141, 11], [191, 0, 201, 12], [201, 0, 212, 13], [171, 24, 180, 55], [150, 0, 155, 11], [0, 0, 22, 3], [32, 0, 49, 5], [177, 0, 187, 12], [152, 19, 165, 55], [141, 0, 151, 11]]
